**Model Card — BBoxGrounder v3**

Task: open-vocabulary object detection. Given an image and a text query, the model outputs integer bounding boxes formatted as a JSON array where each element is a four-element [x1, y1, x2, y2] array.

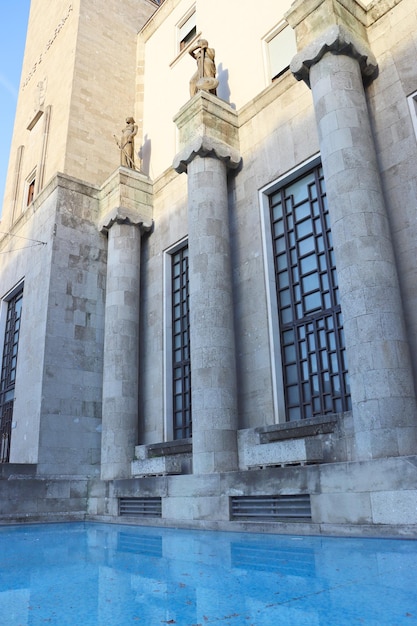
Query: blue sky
[[0, 2, 31, 217]]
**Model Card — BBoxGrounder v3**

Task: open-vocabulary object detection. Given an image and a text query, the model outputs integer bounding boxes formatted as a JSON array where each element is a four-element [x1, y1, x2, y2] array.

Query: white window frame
[[177, 6, 197, 52], [263, 20, 297, 84], [259, 154, 321, 424]]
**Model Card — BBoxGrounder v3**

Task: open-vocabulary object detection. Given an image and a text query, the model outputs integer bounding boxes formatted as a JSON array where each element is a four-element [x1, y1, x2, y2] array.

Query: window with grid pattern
[[171, 246, 191, 439], [0, 289, 23, 462], [269, 165, 351, 421]]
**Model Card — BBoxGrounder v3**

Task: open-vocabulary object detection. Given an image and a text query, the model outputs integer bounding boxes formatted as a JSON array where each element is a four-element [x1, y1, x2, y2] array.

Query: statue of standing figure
[[189, 39, 219, 98], [119, 117, 138, 169]]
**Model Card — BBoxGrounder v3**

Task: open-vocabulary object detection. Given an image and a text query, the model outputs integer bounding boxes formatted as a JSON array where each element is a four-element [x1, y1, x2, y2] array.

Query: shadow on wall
[[138, 134, 151, 176], [217, 63, 235, 109]]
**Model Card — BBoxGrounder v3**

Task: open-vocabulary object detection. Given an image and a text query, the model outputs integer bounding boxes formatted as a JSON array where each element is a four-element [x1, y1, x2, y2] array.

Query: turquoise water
[[0, 522, 416, 625]]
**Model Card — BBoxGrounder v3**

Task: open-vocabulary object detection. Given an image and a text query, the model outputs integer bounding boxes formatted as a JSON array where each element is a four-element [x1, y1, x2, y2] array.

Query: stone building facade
[[0, 0, 417, 536]]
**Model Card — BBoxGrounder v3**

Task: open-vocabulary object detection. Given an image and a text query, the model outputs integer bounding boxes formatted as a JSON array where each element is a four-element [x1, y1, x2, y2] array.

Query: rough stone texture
[[312, 492, 373, 525], [285, 0, 417, 462], [2, 0, 157, 232], [0, 0, 417, 536], [371, 490, 417, 525], [131, 456, 183, 477], [0, 476, 104, 521], [5, 175, 106, 476], [173, 94, 241, 475], [286, 0, 370, 57], [100, 221, 142, 480], [174, 90, 240, 154], [307, 50, 417, 461], [290, 24, 377, 86], [238, 429, 323, 469], [98, 168, 153, 232], [187, 155, 239, 474], [110, 455, 417, 536], [365, 0, 417, 387]]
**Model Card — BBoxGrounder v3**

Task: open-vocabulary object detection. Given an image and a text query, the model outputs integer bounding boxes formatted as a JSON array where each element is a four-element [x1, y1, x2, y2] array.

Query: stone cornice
[[98, 207, 153, 234], [290, 23, 378, 86], [173, 135, 241, 174]]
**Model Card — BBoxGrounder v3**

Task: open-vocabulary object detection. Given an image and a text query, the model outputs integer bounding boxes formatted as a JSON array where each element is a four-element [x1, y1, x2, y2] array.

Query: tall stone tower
[[0, 0, 157, 483], [2, 0, 157, 230]]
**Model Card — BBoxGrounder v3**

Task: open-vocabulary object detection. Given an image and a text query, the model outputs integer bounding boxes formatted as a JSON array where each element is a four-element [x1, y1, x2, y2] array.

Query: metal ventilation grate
[[119, 497, 162, 518], [230, 494, 311, 522]]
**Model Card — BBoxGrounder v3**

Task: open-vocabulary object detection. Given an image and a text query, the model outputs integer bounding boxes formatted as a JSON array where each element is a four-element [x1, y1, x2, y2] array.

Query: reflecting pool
[[0, 522, 416, 625]]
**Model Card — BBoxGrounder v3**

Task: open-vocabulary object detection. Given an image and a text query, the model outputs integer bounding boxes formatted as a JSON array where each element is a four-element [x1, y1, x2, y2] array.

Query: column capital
[[98, 166, 153, 233], [98, 207, 153, 234], [285, 0, 377, 86], [173, 91, 241, 174], [290, 24, 377, 86], [173, 135, 241, 174]]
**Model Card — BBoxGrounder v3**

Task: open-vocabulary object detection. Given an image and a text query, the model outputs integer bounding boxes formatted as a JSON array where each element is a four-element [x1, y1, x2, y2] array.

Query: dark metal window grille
[[270, 165, 351, 421], [172, 246, 191, 439], [0, 289, 23, 463]]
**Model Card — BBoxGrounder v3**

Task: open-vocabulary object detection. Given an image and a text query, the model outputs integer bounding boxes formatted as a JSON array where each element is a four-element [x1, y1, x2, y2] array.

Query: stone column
[[286, 0, 417, 459], [173, 91, 241, 474], [98, 168, 152, 480]]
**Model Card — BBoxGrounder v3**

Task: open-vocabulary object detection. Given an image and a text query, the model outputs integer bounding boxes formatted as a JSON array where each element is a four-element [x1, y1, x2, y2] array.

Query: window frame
[[177, 7, 197, 52], [407, 90, 417, 140], [163, 239, 191, 441], [0, 282, 24, 463], [24, 167, 37, 209], [259, 155, 350, 423], [263, 20, 297, 84]]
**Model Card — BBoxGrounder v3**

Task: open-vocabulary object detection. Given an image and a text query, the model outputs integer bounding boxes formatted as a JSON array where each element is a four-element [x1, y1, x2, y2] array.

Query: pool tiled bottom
[[0, 522, 416, 625]]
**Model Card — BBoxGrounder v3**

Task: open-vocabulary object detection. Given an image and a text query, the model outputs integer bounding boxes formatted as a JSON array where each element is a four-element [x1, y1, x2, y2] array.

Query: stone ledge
[[134, 439, 192, 460], [146, 439, 192, 458], [256, 414, 339, 443], [240, 437, 324, 470], [131, 456, 183, 477], [132, 440, 193, 477]]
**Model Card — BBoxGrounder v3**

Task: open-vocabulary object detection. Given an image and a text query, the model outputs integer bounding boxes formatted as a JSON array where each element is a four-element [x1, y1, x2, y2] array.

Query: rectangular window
[[171, 245, 191, 439], [25, 168, 36, 208], [407, 91, 417, 140], [265, 22, 297, 82], [269, 165, 351, 421], [178, 9, 196, 51], [0, 288, 23, 462]]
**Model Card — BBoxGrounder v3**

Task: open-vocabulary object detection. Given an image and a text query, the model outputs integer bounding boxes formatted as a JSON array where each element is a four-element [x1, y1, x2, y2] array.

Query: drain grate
[[119, 497, 162, 518], [230, 494, 311, 522]]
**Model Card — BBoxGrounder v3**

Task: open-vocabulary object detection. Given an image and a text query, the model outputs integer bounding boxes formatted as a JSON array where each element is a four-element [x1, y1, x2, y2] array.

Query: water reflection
[[0, 523, 416, 625]]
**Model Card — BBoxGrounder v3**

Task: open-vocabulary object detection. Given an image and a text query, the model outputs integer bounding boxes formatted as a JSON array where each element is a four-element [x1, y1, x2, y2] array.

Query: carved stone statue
[[35, 78, 47, 111], [189, 39, 219, 98], [119, 117, 138, 169]]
